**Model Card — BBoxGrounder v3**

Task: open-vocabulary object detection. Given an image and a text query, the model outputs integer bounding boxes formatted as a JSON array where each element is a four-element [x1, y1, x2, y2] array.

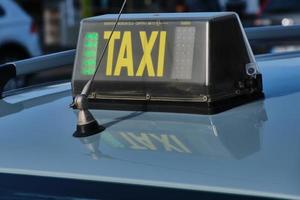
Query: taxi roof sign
[[72, 12, 263, 114]]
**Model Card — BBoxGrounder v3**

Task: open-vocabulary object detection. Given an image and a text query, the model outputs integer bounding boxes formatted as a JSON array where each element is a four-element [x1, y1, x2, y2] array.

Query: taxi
[[0, 9, 299, 200]]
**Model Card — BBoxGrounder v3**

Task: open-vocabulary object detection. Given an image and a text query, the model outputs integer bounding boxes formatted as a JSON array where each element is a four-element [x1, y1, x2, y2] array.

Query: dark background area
[[2, 0, 300, 90], [3, 0, 300, 59]]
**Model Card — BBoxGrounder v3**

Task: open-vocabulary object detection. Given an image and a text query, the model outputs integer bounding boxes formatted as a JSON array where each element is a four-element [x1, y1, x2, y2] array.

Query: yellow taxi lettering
[[157, 31, 167, 77], [114, 31, 134, 76], [119, 132, 147, 150], [119, 132, 191, 153], [104, 31, 167, 78], [169, 135, 192, 153], [150, 134, 187, 153], [136, 31, 158, 77], [127, 132, 157, 150], [104, 31, 121, 76]]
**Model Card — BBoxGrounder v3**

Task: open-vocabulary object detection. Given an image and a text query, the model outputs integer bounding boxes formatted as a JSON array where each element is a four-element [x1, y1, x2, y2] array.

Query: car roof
[[0, 57, 300, 199]]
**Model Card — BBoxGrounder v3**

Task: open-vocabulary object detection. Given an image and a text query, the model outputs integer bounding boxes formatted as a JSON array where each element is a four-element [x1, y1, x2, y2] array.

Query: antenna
[[72, 0, 127, 138]]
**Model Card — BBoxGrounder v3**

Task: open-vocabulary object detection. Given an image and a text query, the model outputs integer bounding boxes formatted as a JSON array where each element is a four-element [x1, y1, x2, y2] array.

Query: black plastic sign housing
[[72, 12, 263, 114]]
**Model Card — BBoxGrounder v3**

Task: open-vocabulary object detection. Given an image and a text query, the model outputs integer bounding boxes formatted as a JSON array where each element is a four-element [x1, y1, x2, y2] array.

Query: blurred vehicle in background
[[0, 0, 41, 64], [0, 0, 42, 90]]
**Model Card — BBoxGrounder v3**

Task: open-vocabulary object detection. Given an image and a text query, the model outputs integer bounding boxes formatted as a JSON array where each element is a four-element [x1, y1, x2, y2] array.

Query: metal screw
[[146, 93, 151, 100], [238, 81, 245, 89], [91, 92, 97, 98], [246, 63, 257, 76], [201, 96, 208, 102], [247, 67, 256, 75]]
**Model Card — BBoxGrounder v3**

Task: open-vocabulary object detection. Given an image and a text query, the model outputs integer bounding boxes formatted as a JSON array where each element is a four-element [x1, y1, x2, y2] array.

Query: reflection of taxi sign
[[72, 13, 264, 114]]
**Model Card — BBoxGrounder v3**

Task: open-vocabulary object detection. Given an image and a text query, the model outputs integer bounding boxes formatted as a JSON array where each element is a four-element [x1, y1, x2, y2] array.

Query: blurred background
[[1, 0, 300, 89], [3, 0, 300, 60]]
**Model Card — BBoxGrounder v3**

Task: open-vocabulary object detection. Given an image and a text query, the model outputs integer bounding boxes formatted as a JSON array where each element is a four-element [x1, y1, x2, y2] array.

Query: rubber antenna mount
[[72, 94, 105, 138]]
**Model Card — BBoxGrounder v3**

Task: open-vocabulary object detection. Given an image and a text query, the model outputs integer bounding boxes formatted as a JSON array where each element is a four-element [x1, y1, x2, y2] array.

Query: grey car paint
[[0, 56, 300, 199]]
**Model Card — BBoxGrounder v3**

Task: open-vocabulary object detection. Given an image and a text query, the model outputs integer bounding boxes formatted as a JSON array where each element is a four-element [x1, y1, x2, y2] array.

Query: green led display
[[81, 32, 99, 75]]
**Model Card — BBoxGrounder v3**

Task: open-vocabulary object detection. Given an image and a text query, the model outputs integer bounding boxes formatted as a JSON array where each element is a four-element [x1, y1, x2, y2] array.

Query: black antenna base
[[74, 120, 105, 138], [72, 94, 105, 138]]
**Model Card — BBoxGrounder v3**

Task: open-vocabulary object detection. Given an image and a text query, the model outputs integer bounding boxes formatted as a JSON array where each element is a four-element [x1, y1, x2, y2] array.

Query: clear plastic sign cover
[[75, 20, 208, 83], [72, 13, 262, 112]]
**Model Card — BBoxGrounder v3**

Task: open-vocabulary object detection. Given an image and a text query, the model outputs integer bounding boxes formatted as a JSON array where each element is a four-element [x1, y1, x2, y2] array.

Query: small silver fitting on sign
[[200, 95, 208, 102], [246, 63, 258, 77], [72, 94, 105, 138], [145, 93, 151, 100]]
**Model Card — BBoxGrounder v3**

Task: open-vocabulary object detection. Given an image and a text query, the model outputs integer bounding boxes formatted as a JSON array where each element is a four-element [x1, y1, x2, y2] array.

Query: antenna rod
[[72, 0, 127, 138], [82, 0, 127, 96]]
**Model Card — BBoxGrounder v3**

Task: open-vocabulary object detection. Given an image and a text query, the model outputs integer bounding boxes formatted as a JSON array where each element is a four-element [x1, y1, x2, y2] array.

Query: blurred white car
[[0, 0, 41, 64]]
